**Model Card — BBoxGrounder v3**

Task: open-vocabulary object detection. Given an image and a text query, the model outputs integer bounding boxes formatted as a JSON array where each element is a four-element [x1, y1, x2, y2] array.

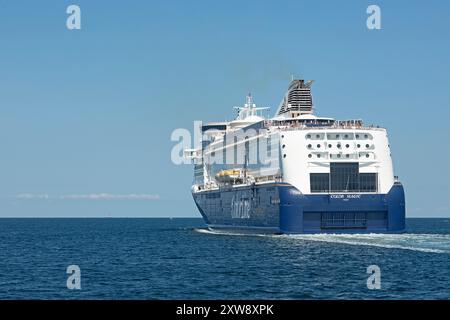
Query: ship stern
[[278, 183, 406, 234]]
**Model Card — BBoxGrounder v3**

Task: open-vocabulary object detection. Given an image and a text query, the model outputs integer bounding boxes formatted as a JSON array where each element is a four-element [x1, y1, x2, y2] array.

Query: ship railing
[[273, 124, 385, 131], [195, 174, 283, 192], [264, 119, 384, 131], [254, 174, 283, 183]]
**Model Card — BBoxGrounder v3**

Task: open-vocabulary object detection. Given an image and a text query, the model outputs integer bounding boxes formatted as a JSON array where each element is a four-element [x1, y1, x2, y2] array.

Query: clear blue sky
[[0, 0, 449, 217]]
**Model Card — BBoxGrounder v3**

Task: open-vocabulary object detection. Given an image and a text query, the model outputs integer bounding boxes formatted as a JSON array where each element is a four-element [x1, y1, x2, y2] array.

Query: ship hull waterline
[[192, 183, 406, 234]]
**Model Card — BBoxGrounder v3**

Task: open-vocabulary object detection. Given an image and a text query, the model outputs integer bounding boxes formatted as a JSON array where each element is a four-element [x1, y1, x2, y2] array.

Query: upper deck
[[265, 118, 385, 132]]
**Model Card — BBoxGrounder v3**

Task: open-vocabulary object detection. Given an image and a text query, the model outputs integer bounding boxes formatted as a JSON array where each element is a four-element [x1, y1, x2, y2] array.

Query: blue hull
[[193, 183, 405, 234]]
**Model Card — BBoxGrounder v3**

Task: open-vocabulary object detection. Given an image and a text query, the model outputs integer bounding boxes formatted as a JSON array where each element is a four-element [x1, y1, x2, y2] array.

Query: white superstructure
[[188, 79, 396, 196]]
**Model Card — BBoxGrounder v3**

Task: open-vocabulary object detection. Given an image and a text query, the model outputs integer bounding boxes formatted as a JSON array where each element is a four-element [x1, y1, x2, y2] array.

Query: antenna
[[246, 92, 253, 106]]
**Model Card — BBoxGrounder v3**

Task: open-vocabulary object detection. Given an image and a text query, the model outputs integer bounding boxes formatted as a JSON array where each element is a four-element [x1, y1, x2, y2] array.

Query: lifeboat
[[215, 169, 244, 183]]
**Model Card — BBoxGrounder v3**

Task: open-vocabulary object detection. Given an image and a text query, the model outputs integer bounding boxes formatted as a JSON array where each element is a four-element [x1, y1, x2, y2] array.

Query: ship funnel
[[275, 79, 314, 117]]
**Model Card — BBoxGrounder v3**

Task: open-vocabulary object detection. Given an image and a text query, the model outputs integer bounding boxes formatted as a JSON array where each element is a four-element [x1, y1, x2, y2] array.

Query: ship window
[[330, 162, 359, 192], [364, 134, 368, 139], [366, 154, 370, 158], [366, 144, 370, 148], [360, 173, 377, 192], [328, 144, 332, 148], [327, 133, 338, 140], [337, 154, 341, 158], [308, 154, 312, 158], [346, 154, 350, 158], [317, 154, 321, 158], [356, 134, 360, 138], [316, 134, 320, 138], [342, 133, 354, 140], [283, 154, 286, 158], [317, 144, 321, 148], [357, 144, 361, 148], [306, 134, 310, 138], [310, 173, 329, 192], [345, 144, 349, 148], [311, 164, 379, 193], [337, 144, 341, 148], [282, 135, 285, 138], [307, 144, 312, 148], [282, 144, 286, 149]]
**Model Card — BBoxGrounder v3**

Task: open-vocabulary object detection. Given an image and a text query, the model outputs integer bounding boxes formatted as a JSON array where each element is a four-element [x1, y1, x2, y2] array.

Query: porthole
[[366, 154, 369, 158], [364, 134, 368, 139], [366, 144, 370, 148], [316, 144, 321, 148], [307, 144, 312, 148], [346, 154, 350, 158], [317, 154, 321, 158], [328, 144, 332, 148], [344, 134, 348, 138], [337, 144, 341, 148], [316, 134, 320, 139], [308, 154, 312, 158], [345, 144, 349, 148], [357, 144, 361, 148], [336, 134, 340, 138], [337, 154, 341, 158], [282, 135, 285, 138], [356, 134, 360, 138], [283, 154, 286, 158], [306, 134, 310, 138], [282, 144, 286, 149]]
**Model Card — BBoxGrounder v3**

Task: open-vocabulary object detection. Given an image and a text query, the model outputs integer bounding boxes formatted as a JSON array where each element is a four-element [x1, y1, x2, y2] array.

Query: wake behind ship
[[185, 80, 405, 234]]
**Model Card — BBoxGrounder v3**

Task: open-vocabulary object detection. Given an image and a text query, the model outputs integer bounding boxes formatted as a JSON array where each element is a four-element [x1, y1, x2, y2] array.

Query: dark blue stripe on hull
[[192, 183, 405, 234]]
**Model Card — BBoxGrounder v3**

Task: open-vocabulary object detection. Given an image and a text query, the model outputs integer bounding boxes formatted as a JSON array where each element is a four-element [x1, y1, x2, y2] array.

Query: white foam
[[194, 228, 270, 237], [283, 233, 450, 254], [194, 228, 450, 254]]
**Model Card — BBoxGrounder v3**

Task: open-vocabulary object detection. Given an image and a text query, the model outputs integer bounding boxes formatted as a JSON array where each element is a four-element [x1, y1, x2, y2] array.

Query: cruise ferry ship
[[185, 80, 405, 233]]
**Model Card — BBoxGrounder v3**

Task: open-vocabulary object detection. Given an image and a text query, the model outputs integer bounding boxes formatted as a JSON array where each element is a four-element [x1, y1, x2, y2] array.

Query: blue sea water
[[0, 218, 449, 300]]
